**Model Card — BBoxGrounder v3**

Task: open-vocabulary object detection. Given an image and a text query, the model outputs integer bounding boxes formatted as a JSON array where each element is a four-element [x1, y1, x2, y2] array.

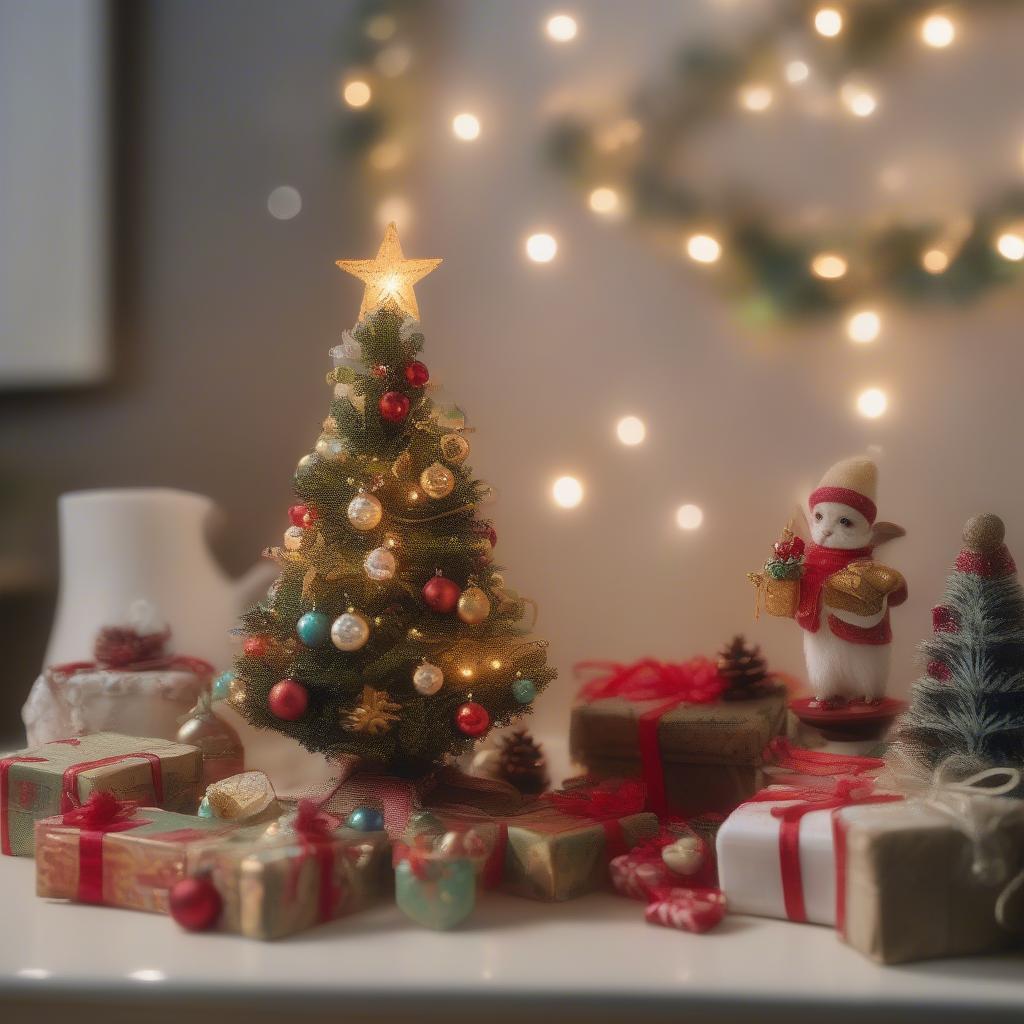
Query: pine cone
[[94, 626, 169, 668], [717, 635, 772, 701], [498, 730, 549, 795]]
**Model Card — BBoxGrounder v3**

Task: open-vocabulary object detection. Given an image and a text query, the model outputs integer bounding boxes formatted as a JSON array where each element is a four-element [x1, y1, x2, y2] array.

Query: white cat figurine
[[795, 457, 907, 707]]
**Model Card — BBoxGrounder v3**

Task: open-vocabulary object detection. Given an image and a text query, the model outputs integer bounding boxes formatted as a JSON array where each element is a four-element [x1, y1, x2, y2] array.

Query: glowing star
[[336, 222, 442, 321]]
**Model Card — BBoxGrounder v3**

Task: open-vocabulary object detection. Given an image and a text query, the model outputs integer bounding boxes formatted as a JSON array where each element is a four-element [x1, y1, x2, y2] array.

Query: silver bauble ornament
[[661, 836, 704, 876], [347, 491, 383, 531], [283, 526, 305, 551], [420, 462, 455, 500], [440, 433, 470, 464], [457, 586, 491, 625], [413, 661, 444, 695], [363, 546, 397, 581], [330, 611, 370, 651], [315, 434, 348, 463]]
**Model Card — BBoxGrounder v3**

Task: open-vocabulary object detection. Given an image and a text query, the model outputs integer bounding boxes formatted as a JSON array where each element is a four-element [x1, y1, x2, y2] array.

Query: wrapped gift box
[[2, 733, 202, 857], [838, 797, 1024, 964], [188, 817, 392, 940], [36, 804, 238, 910], [716, 782, 902, 926], [570, 689, 788, 816]]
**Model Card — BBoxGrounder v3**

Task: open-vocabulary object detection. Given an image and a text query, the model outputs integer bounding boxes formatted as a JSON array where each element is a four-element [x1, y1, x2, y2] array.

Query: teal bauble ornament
[[212, 672, 234, 701], [512, 678, 537, 704], [346, 806, 385, 832], [197, 796, 213, 818], [296, 611, 331, 647], [395, 858, 476, 930]]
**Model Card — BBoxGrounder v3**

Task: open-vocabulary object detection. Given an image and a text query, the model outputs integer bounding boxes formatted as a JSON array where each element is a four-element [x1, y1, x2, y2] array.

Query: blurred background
[[2, 0, 1024, 743]]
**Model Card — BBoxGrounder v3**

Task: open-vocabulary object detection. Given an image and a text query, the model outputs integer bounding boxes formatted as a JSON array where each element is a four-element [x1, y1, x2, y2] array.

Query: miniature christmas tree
[[717, 635, 772, 701], [892, 514, 1024, 781], [227, 225, 554, 777], [498, 729, 549, 794]]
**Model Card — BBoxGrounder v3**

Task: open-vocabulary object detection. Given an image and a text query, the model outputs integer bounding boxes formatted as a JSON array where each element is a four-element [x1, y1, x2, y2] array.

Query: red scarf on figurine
[[795, 542, 873, 633]]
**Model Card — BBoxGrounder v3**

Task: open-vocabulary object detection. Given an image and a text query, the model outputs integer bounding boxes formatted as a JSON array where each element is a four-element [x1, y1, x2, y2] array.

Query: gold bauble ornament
[[440, 433, 470, 464], [420, 462, 455, 500], [347, 491, 383, 531], [315, 434, 348, 463], [457, 586, 491, 625]]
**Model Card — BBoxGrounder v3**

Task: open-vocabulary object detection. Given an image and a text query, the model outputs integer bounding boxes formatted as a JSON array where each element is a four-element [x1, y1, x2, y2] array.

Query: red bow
[[60, 791, 139, 829], [293, 799, 338, 839], [575, 657, 725, 704], [763, 737, 884, 779], [545, 779, 646, 819]]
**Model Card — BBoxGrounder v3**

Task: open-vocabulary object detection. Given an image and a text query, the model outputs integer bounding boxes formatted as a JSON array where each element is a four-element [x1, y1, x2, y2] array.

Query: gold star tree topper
[[336, 222, 442, 321]]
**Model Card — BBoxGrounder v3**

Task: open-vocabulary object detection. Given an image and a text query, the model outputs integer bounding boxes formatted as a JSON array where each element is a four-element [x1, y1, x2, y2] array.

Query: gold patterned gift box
[[2, 732, 202, 857], [187, 819, 392, 940]]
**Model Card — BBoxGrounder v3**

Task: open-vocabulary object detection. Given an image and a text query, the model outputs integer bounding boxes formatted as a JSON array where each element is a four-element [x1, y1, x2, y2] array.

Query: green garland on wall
[[547, 0, 1024, 326]]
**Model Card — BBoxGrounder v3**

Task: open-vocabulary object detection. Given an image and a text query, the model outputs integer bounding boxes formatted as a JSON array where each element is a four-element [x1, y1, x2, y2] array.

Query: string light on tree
[[525, 232, 558, 263], [552, 475, 584, 509], [452, 113, 481, 141], [856, 387, 889, 419], [811, 252, 848, 279], [545, 13, 578, 43], [616, 415, 646, 446], [342, 79, 372, 108], [738, 84, 773, 112], [785, 60, 810, 84], [814, 7, 843, 37], [588, 187, 621, 216], [995, 231, 1024, 261], [921, 13, 956, 48], [846, 309, 881, 344], [675, 504, 704, 531], [840, 83, 878, 118], [686, 233, 722, 264], [921, 248, 951, 274]]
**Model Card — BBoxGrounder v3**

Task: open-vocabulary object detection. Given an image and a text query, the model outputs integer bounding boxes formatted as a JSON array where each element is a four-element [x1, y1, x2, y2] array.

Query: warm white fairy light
[[552, 476, 584, 508], [996, 231, 1024, 261], [811, 252, 848, 279], [921, 13, 956, 48], [841, 83, 877, 118], [814, 7, 843, 37], [675, 504, 704, 530], [490, 659, 502, 671], [922, 247, 950, 273], [686, 233, 722, 264], [616, 416, 646, 446], [785, 60, 810, 84], [739, 84, 773, 112], [588, 187, 621, 215], [369, 140, 404, 171], [267, 186, 301, 221], [342, 79, 372, 108], [460, 666, 475, 680], [856, 387, 888, 419], [525, 232, 558, 263], [846, 309, 881, 344], [545, 13, 578, 42], [376, 45, 412, 78], [452, 112, 481, 141]]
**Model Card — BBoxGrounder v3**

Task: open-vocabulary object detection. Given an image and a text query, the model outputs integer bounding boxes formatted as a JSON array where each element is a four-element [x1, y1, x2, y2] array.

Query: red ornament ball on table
[[288, 503, 317, 528], [404, 360, 429, 387], [422, 574, 462, 613], [243, 636, 270, 658], [169, 876, 222, 931], [268, 678, 309, 720], [379, 391, 410, 423], [455, 701, 490, 737]]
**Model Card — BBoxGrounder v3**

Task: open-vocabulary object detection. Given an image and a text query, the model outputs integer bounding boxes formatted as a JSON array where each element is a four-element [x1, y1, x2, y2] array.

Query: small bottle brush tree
[[228, 225, 555, 777], [892, 514, 1024, 781]]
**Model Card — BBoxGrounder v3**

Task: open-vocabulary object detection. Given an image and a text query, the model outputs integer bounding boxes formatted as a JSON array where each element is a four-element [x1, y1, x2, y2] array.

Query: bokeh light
[[856, 388, 888, 419], [525, 232, 558, 262], [452, 112, 481, 141], [552, 476, 584, 508], [616, 416, 646, 446], [675, 504, 704, 530]]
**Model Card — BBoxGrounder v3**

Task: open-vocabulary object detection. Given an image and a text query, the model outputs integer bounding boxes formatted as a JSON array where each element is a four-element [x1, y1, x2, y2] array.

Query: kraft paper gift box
[[186, 817, 392, 940], [1, 732, 202, 857], [716, 781, 902, 926], [837, 796, 1024, 964], [570, 690, 788, 816], [35, 803, 240, 911]]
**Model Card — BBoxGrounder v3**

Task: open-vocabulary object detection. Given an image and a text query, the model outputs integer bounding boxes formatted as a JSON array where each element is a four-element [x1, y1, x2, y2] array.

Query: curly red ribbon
[[544, 779, 647, 820], [763, 737, 885, 779], [575, 658, 726, 817]]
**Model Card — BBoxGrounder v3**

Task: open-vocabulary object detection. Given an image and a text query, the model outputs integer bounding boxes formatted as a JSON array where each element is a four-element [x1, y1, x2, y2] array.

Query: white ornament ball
[[457, 586, 491, 625], [413, 662, 444, 695], [315, 435, 348, 463], [363, 546, 397, 581], [661, 836, 704, 876], [347, 492, 383, 531], [330, 611, 370, 651], [283, 526, 305, 551]]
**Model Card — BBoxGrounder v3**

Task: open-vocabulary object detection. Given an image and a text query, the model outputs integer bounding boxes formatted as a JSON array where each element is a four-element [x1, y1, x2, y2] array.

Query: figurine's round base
[[789, 697, 906, 742]]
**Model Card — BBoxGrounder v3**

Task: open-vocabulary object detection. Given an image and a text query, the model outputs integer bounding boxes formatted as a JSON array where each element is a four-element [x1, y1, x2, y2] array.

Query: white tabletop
[[2, 852, 1024, 1024]]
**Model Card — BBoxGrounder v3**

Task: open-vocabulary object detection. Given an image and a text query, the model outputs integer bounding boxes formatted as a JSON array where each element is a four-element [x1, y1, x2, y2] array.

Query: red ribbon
[[59, 792, 150, 903], [744, 780, 903, 923], [575, 658, 726, 817], [60, 752, 164, 814], [543, 779, 646, 819], [50, 655, 214, 677], [286, 800, 343, 922], [763, 738, 885, 779], [0, 756, 48, 856]]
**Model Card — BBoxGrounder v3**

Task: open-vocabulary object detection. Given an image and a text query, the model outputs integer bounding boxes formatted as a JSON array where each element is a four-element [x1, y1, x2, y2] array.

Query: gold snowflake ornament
[[344, 685, 402, 735]]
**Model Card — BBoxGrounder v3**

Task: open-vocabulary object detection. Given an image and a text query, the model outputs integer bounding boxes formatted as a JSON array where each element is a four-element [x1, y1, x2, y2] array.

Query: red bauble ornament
[[169, 876, 222, 932], [404, 360, 429, 388], [422, 574, 462, 613], [379, 391, 410, 423], [289, 503, 317, 529], [268, 678, 309, 720], [243, 636, 270, 658], [455, 701, 490, 737]]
